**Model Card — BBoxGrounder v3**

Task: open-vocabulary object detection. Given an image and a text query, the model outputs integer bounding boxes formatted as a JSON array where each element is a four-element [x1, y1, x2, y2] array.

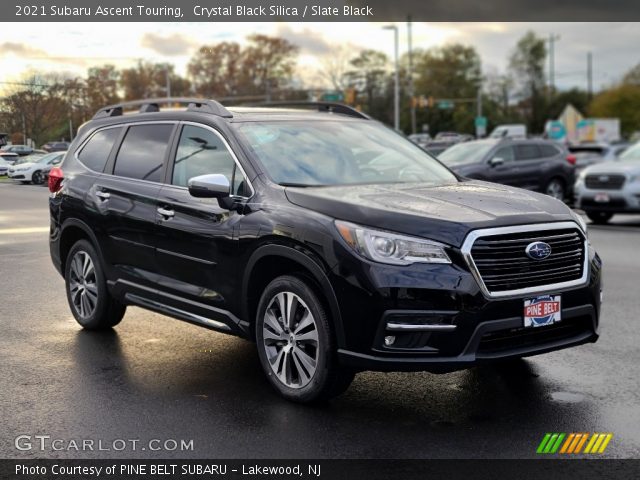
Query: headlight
[[577, 169, 588, 182], [630, 174, 639, 183], [335, 220, 451, 265], [570, 210, 588, 235]]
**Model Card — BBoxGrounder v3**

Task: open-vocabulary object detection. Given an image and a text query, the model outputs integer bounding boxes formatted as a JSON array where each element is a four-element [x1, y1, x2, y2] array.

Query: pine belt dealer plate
[[524, 295, 562, 328]]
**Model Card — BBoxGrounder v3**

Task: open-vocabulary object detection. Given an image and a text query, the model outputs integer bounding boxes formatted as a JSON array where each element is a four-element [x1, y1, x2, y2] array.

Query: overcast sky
[[0, 22, 638, 93]]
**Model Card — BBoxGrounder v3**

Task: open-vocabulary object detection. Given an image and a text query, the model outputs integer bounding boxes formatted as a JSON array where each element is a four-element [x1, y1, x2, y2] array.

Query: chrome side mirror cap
[[188, 174, 230, 199]]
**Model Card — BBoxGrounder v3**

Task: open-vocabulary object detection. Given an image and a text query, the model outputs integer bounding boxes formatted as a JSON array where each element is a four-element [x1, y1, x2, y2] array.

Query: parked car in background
[[439, 138, 575, 200], [42, 141, 71, 152], [574, 141, 640, 224], [434, 131, 466, 143], [1, 144, 34, 156], [7, 151, 64, 184], [423, 141, 454, 157], [408, 133, 431, 148], [489, 124, 527, 139], [0, 152, 19, 165], [0, 157, 12, 175], [569, 143, 631, 171]]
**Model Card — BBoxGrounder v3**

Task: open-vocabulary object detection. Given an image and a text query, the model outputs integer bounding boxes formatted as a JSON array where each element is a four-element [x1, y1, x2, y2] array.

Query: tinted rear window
[[539, 144, 561, 157], [113, 124, 173, 182], [78, 128, 121, 172], [515, 144, 540, 160]]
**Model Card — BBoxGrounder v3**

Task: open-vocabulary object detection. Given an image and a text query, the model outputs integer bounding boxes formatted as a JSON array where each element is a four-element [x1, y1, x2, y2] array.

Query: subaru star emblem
[[525, 241, 552, 260], [599, 175, 610, 182]]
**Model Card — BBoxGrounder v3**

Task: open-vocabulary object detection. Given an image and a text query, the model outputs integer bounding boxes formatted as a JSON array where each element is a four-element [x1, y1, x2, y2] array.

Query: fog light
[[384, 335, 396, 346]]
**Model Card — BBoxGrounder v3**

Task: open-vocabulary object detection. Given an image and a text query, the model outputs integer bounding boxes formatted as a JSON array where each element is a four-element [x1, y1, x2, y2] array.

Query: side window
[[539, 144, 560, 157], [172, 125, 248, 196], [492, 146, 514, 162], [515, 144, 541, 161], [113, 124, 173, 182], [78, 128, 121, 172]]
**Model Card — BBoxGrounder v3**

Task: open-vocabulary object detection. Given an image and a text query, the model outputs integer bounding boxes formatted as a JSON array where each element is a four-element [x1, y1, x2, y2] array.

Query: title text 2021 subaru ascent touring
[[48, 98, 602, 403]]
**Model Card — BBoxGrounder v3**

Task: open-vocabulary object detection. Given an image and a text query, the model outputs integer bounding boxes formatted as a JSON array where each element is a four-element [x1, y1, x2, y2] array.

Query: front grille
[[477, 316, 590, 355], [469, 227, 586, 294], [585, 174, 625, 190]]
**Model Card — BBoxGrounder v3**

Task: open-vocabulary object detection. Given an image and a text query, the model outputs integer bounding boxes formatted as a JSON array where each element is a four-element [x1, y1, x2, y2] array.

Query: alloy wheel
[[68, 251, 98, 319], [546, 180, 564, 200], [262, 291, 319, 389]]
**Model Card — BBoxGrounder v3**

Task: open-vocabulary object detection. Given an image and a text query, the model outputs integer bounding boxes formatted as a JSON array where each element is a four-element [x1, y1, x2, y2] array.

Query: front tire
[[255, 275, 354, 403], [32, 170, 44, 185], [586, 211, 614, 224], [64, 239, 126, 329]]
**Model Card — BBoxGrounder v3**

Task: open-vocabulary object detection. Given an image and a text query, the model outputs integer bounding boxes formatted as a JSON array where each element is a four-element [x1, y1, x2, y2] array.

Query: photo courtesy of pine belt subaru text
[[48, 98, 602, 403]]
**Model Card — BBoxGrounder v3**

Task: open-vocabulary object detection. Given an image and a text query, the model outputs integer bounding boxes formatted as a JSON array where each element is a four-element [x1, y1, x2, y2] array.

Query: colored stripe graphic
[[537, 433, 613, 454]]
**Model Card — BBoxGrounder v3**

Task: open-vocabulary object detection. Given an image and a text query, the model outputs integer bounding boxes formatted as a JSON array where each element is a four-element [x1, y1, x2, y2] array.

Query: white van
[[489, 124, 527, 139]]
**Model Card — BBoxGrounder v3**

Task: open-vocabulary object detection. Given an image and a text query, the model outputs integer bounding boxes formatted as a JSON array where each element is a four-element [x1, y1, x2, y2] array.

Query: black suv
[[49, 98, 602, 403], [439, 138, 576, 201]]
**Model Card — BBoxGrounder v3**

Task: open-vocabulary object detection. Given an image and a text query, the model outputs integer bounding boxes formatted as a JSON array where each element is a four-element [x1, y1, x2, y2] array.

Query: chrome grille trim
[[461, 222, 589, 299]]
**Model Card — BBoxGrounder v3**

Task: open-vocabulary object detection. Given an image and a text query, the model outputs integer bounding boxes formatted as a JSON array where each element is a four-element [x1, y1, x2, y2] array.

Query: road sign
[[321, 91, 344, 102], [475, 116, 487, 138], [437, 100, 454, 110]]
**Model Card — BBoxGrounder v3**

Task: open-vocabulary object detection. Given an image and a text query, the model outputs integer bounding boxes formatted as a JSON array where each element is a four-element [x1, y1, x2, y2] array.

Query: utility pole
[[22, 113, 26, 146], [548, 34, 560, 95], [165, 68, 171, 98], [587, 52, 593, 100], [407, 16, 416, 135], [476, 86, 484, 138], [383, 25, 400, 131]]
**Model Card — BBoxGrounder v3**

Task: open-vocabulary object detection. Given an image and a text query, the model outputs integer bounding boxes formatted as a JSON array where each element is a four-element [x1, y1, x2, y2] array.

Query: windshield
[[233, 120, 457, 187], [14, 154, 44, 165], [619, 143, 640, 162], [36, 152, 61, 164], [438, 141, 496, 166]]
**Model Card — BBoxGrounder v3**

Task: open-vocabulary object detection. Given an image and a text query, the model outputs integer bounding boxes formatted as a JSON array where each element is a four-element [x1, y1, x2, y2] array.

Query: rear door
[[513, 143, 543, 190], [153, 123, 252, 324], [91, 122, 177, 288]]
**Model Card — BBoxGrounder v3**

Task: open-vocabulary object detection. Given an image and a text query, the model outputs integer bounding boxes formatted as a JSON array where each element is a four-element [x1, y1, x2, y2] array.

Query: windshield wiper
[[279, 182, 326, 188]]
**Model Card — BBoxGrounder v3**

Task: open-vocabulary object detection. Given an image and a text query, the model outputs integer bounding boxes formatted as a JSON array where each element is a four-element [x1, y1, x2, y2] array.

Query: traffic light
[[344, 88, 356, 105]]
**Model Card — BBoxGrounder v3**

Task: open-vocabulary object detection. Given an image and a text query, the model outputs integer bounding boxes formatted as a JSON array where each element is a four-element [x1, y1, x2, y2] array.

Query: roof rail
[[253, 101, 370, 120], [92, 97, 233, 120]]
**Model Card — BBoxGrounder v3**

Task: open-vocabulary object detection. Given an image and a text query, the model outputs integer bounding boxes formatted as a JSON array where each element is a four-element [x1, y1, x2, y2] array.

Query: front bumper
[[330, 242, 602, 373], [575, 180, 640, 213]]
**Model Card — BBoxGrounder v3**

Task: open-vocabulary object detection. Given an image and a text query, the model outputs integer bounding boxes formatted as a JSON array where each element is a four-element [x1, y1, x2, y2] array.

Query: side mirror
[[489, 157, 505, 167], [188, 174, 230, 199]]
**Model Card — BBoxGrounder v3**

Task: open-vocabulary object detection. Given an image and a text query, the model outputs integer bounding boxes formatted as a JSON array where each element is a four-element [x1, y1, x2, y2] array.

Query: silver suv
[[574, 141, 640, 223]]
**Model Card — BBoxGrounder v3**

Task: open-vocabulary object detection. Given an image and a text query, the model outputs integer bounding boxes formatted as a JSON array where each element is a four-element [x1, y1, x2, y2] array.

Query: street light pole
[[407, 16, 416, 135], [548, 33, 560, 94], [383, 25, 400, 131]]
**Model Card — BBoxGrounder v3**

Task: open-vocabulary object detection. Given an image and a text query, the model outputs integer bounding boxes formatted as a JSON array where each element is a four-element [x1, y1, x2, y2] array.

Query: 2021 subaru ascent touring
[[49, 98, 602, 403]]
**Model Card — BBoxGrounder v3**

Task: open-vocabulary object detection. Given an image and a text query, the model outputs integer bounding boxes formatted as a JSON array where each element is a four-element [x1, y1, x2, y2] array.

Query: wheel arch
[[59, 218, 105, 278], [242, 244, 345, 348]]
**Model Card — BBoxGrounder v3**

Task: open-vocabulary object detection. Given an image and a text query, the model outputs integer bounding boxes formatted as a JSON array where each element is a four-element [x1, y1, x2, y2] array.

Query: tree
[[120, 61, 190, 101], [188, 35, 298, 99], [590, 84, 640, 137], [411, 44, 482, 134], [344, 50, 389, 113], [189, 42, 245, 97], [509, 31, 547, 132], [85, 65, 120, 114]]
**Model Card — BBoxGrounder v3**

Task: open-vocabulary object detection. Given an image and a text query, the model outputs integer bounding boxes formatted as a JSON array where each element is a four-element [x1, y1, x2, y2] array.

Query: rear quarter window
[[538, 144, 561, 157], [113, 124, 174, 182], [77, 127, 122, 172]]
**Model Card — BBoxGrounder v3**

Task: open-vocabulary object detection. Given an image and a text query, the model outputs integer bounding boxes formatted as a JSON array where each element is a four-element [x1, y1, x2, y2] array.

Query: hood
[[285, 180, 575, 247], [10, 162, 35, 170], [582, 160, 640, 176]]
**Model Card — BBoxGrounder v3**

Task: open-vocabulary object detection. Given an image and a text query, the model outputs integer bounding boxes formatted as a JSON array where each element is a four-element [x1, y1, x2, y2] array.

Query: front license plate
[[524, 295, 561, 328], [594, 192, 610, 203]]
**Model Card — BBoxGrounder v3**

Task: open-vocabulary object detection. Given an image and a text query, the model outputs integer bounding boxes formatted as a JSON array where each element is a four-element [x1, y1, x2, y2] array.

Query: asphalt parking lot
[[1, 181, 639, 459]]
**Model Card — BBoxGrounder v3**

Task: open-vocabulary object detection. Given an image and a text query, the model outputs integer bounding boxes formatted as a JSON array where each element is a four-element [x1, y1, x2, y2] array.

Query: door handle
[[157, 207, 175, 218], [96, 191, 110, 200]]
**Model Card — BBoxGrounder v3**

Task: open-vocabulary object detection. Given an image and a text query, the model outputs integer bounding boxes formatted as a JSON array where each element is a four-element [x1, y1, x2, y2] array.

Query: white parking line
[[0, 227, 49, 235]]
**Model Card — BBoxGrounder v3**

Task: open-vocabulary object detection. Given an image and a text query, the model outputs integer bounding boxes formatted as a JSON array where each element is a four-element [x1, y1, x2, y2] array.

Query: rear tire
[[586, 211, 613, 224], [544, 178, 565, 200], [64, 239, 126, 330], [255, 275, 354, 403]]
